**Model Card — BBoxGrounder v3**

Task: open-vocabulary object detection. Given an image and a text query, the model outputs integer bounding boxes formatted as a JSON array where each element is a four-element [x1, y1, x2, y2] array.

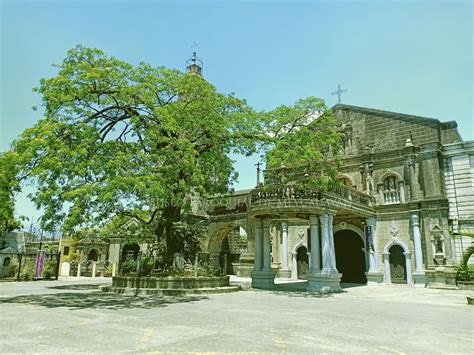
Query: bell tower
[[186, 52, 203, 76]]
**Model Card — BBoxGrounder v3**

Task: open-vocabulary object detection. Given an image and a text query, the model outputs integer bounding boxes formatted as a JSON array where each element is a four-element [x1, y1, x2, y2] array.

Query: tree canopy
[[10, 45, 341, 263]]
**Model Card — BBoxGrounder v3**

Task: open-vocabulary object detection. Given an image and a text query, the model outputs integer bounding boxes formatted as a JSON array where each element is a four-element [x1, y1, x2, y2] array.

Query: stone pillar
[[76, 263, 81, 277], [262, 220, 272, 272], [291, 252, 298, 280], [320, 214, 331, 273], [408, 157, 417, 199], [383, 252, 391, 284], [307, 213, 341, 293], [404, 252, 413, 285], [92, 262, 97, 278], [251, 218, 275, 289], [112, 262, 117, 277], [411, 213, 427, 286], [279, 221, 291, 279], [328, 215, 337, 272], [399, 182, 406, 203], [308, 215, 320, 273], [365, 217, 384, 284], [253, 219, 263, 272]]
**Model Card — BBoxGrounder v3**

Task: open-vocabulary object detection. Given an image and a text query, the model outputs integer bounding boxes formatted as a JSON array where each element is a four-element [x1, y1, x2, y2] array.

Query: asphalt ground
[[0, 277, 472, 354]]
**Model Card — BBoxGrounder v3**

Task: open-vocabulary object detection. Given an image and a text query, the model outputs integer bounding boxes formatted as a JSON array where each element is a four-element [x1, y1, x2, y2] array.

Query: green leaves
[[13, 45, 260, 234]]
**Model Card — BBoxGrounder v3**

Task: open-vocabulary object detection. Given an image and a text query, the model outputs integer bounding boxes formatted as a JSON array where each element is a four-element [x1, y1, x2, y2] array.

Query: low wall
[[457, 281, 474, 290], [112, 275, 230, 289]]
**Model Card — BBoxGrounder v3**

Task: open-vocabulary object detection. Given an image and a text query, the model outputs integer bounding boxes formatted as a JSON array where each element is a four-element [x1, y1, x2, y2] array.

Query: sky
[[1, 0, 473, 224]]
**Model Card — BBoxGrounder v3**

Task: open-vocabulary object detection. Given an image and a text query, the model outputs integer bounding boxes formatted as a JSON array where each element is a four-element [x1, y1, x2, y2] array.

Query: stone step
[[99, 285, 240, 296]]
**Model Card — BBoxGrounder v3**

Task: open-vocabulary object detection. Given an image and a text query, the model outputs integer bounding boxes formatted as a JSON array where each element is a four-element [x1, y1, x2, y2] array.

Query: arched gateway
[[206, 183, 379, 293]]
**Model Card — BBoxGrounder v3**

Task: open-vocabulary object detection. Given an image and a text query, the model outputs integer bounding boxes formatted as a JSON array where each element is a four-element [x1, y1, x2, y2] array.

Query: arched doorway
[[389, 245, 407, 284], [121, 243, 140, 261], [334, 230, 367, 284], [87, 249, 98, 262], [296, 246, 308, 279]]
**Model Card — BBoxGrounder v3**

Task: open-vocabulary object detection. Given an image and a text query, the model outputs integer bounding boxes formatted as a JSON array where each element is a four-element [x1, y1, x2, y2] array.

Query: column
[[411, 213, 424, 273], [281, 222, 289, 270], [328, 215, 337, 272], [262, 220, 272, 272], [399, 182, 406, 203], [383, 252, 391, 284], [404, 252, 413, 285], [253, 219, 263, 272], [411, 213, 426, 286], [309, 215, 320, 273], [320, 214, 331, 273], [366, 217, 377, 272]]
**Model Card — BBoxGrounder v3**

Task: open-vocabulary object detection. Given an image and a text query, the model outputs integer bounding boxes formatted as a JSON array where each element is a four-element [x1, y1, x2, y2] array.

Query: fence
[[0, 251, 61, 281]]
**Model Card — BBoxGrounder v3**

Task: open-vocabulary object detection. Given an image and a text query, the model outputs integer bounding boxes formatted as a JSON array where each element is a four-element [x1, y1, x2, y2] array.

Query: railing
[[251, 184, 375, 207], [383, 191, 400, 204]]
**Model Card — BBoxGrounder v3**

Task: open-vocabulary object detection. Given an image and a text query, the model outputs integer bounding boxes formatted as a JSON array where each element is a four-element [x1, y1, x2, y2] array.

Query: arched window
[[3, 257, 11, 267], [383, 176, 400, 204]]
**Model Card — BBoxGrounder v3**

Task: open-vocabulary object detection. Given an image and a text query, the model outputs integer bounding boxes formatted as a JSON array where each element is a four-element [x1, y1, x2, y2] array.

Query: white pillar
[[366, 217, 377, 272], [291, 252, 298, 279], [92, 262, 97, 278], [320, 214, 331, 273], [383, 252, 391, 284], [281, 221, 289, 270], [262, 220, 272, 272], [404, 252, 413, 285], [253, 219, 263, 272], [112, 262, 117, 277], [328, 215, 338, 272], [309, 215, 320, 272], [411, 213, 424, 273], [76, 263, 81, 277]]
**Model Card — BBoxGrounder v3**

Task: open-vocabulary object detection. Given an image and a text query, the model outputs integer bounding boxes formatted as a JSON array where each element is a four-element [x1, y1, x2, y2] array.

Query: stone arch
[[87, 248, 98, 262], [337, 173, 356, 189], [3, 257, 11, 267], [333, 223, 365, 245], [383, 238, 413, 285], [333, 224, 368, 283], [206, 220, 247, 254], [377, 170, 404, 186], [291, 241, 309, 280]]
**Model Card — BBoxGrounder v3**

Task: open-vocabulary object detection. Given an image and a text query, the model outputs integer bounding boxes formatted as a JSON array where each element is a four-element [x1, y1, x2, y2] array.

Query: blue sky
[[1, 0, 472, 223]]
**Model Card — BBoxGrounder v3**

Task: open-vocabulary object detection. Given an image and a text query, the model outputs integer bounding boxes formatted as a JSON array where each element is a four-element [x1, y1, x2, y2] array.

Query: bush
[[139, 257, 155, 277], [20, 259, 35, 281], [6, 258, 19, 278], [121, 258, 138, 276], [197, 260, 221, 277], [455, 263, 472, 282], [42, 258, 57, 279]]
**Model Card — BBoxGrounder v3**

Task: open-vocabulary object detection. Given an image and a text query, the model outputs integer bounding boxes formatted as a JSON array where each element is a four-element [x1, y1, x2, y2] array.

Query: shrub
[[20, 259, 35, 281], [121, 258, 137, 276], [455, 263, 472, 282], [42, 258, 58, 279], [7, 258, 19, 278]]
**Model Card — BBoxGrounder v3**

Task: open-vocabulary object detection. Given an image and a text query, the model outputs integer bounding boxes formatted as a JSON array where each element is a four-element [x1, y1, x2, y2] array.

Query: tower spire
[[186, 46, 203, 76]]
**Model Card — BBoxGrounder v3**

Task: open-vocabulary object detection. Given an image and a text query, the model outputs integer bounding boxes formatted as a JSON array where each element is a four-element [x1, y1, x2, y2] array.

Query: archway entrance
[[389, 245, 407, 284], [334, 230, 367, 284], [87, 249, 98, 262], [121, 243, 140, 261], [296, 246, 308, 279]]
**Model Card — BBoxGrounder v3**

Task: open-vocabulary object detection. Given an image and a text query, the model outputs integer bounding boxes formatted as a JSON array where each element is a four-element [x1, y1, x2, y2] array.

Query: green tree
[[12, 45, 259, 265], [261, 97, 342, 187], [0, 152, 22, 232]]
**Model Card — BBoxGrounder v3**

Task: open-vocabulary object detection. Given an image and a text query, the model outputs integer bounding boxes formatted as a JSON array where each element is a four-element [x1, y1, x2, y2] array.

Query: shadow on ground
[[47, 284, 109, 291], [235, 280, 367, 298], [0, 291, 209, 310]]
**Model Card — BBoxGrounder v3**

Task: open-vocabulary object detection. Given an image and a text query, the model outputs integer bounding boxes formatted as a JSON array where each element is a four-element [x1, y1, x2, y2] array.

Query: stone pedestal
[[307, 271, 342, 293], [426, 267, 458, 290], [412, 272, 428, 287], [278, 269, 292, 279], [251, 270, 276, 289], [365, 271, 384, 284], [234, 253, 254, 277]]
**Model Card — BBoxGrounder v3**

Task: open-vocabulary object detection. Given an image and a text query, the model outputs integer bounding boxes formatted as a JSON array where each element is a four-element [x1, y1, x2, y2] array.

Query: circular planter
[[100, 275, 239, 295]]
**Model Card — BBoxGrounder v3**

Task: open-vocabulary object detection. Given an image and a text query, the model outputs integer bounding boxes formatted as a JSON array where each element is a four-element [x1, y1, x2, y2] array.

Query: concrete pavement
[[0, 277, 472, 353]]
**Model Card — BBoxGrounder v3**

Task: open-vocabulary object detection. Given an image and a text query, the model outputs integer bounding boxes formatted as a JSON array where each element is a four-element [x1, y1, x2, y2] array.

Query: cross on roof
[[331, 84, 347, 104]]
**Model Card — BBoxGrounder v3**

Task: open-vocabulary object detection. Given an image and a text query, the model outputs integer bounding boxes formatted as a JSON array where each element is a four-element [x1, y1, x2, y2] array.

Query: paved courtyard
[[0, 277, 472, 354]]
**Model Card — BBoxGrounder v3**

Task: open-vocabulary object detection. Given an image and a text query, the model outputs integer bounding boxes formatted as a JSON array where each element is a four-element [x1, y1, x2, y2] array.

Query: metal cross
[[255, 162, 263, 187], [331, 84, 347, 104]]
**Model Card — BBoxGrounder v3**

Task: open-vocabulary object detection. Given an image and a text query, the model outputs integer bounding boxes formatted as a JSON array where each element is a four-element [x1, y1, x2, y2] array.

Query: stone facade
[[206, 104, 471, 292]]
